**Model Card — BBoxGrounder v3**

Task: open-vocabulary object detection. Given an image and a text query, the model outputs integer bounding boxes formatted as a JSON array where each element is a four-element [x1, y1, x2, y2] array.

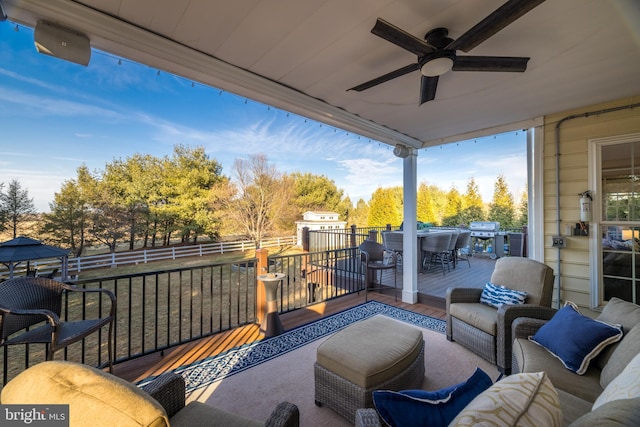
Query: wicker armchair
[[446, 257, 555, 375], [0, 277, 116, 371]]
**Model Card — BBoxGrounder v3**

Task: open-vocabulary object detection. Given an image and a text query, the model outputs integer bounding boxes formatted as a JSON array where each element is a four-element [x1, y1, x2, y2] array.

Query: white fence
[[0, 236, 297, 279]]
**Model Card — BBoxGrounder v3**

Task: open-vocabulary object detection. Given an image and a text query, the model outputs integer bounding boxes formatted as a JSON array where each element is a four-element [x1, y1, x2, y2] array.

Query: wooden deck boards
[[114, 253, 497, 383]]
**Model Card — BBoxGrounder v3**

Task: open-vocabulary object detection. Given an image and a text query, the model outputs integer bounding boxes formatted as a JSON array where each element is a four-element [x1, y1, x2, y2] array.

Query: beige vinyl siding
[[543, 95, 640, 310]]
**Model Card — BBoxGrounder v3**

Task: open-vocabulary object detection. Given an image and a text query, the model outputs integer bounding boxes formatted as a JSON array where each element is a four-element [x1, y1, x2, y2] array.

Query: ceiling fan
[[348, 0, 546, 105]]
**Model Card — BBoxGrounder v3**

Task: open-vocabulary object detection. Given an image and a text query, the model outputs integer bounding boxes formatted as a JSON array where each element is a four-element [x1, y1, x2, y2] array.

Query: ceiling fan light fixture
[[420, 52, 455, 77]]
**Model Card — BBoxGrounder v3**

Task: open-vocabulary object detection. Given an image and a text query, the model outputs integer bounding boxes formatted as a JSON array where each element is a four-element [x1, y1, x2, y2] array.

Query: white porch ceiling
[[4, 0, 640, 149]]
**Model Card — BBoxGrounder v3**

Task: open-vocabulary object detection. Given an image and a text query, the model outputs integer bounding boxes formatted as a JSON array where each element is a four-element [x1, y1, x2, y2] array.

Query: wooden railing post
[[256, 248, 269, 327]]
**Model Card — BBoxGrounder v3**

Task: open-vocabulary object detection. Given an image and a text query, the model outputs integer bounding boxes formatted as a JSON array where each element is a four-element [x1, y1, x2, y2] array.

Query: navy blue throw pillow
[[372, 367, 493, 427], [530, 301, 623, 375]]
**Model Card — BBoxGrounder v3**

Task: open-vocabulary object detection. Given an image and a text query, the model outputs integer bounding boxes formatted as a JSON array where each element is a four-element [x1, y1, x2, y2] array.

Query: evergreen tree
[[41, 179, 90, 257], [442, 186, 463, 226], [459, 178, 485, 226], [291, 172, 343, 212], [489, 174, 516, 228], [368, 187, 402, 228], [351, 198, 370, 227], [0, 179, 36, 238], [335, 195, 354, 227], [518, 189, 528, 226], [166, 145, 224, 243], [417, 182, 438, 225]]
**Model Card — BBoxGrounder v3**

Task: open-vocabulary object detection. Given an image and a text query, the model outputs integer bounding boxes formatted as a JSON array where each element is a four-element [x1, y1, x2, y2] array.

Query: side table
[[257, 273, 286, 337]]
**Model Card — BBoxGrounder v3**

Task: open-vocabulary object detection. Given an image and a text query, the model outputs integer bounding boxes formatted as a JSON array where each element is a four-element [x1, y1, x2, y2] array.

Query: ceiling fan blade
[[372, 18, 434, 56], [348, 63, 420, 92], [452, 56, 529, 72], [447, 0, 546, 53], [419, 76, 438, 105]]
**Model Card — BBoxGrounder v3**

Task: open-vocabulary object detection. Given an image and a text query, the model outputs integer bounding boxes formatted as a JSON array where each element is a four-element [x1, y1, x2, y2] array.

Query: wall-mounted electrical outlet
[[552, 236, 566, 248]]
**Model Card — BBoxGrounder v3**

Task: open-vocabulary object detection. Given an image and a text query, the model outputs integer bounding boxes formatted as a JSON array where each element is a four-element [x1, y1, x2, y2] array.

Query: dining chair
[[454, 231, 472, 268], [359, 240, 398, 301], [0, 277, 116, 372], [420, 232, 452, 275], [381, 231, 403, 269], [444, 230, 460, 271]]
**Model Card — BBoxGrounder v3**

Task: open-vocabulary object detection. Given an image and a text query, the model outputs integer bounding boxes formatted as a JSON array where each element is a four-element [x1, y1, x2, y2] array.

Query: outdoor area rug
[[184, 312, 500, 427], [137, 300, 445, 392]]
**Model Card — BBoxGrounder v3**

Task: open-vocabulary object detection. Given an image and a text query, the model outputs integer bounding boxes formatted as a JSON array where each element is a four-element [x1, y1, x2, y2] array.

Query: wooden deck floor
[[114, 253, 497, 383]]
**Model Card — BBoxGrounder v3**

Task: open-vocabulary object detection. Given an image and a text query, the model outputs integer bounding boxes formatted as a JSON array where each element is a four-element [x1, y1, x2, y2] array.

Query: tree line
[[366, 176, 527, 230], [0, 144, 526, 256]]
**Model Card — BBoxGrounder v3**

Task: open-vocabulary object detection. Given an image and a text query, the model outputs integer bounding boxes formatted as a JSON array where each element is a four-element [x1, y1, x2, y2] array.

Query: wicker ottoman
[[314, 316, 425, 423]]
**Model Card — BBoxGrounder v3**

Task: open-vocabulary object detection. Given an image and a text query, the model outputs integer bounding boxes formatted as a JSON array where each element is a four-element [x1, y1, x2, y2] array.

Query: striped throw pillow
[[479, 282, 527, 308]]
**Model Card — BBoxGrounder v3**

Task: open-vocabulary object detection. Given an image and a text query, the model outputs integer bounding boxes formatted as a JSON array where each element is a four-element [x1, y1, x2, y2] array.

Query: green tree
[[351, 198, 369, 227], [417, 182, 445, 225], [335, 195, 354, 227], [289, 172, 349, 228], [40, 179, 90, 257], [442, 186, 463, 226], [291, 172, 343, 212], [459, 178, 485, 226], [517, 189, 528, 226], [102, 155, 154, 250], [0, 179, 36, 238], [165, 145, 224, 243], [368, 186, 402, 228], [489, 174, 516, 228]]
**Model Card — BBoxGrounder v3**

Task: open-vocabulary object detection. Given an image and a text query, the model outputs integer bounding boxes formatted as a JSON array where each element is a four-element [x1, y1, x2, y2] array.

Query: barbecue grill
[[469, 221, 506, 259]]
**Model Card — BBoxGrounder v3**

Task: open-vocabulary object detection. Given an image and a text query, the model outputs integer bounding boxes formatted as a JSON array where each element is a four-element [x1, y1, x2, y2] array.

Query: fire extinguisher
[[579, 191, 592, 222]]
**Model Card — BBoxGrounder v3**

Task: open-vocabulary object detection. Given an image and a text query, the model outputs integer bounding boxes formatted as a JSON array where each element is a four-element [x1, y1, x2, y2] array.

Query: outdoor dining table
[[385, 230, 452, 273]]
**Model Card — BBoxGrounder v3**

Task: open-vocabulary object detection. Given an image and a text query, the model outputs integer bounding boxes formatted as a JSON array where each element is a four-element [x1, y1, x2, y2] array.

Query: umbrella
[[0, 236, 70, 279]]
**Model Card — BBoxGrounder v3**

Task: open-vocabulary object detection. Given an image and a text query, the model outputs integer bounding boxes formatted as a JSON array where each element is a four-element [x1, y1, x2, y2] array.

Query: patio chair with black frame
[[359, 240, 398, 302], [0, 277, 116, 372]]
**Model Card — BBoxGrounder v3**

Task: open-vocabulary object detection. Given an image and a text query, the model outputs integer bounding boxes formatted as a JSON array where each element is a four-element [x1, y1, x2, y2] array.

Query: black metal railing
[[0, 260, 257, 385], [306, 226, 383, 252], [268, 248, 365, 312], [1, 248, 370, 385]]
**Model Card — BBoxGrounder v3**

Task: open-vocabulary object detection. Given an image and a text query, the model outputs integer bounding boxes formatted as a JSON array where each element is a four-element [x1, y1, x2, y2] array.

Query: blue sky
[[0, 21, 527, 213]]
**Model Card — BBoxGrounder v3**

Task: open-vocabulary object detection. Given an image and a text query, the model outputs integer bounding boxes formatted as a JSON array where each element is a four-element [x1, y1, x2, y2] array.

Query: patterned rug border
[[138, 300, 445, 393]]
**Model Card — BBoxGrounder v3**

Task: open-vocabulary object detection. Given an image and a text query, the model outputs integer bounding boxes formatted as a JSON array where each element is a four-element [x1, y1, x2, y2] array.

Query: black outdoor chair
[[0, 277, 116, 372], [359, 240, 398, 302]]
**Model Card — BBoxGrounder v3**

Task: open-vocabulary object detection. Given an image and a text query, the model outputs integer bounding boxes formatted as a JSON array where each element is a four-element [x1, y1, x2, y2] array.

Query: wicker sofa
[[1, 360, 300, 427], [355, 297, 640, 426], [511, 297, 640, 425], [446, 257, 555, 374]]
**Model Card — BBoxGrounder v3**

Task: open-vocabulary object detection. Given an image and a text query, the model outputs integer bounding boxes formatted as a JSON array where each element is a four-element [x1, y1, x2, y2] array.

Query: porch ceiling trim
[[5, 0, 424, 149]]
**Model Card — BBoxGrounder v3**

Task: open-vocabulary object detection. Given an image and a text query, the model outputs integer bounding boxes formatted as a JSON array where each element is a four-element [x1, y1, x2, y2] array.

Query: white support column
[[528, 124, 545, 261], [401, 148, 418, 304]]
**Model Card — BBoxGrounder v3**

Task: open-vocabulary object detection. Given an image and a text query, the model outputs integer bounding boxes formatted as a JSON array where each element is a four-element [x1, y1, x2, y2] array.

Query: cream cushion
[[449, 372, 562, 427], [1, 361, 169, 427], [593, 352, 640, 410], [316, 316, 423, 388]]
